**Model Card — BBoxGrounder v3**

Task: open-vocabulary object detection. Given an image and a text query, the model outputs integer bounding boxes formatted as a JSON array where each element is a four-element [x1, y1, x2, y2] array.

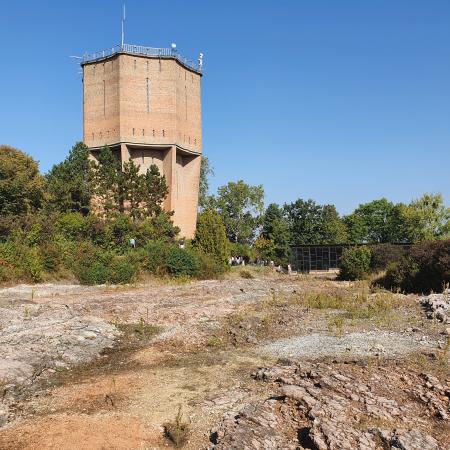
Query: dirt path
[[0, 272, 448, 449]]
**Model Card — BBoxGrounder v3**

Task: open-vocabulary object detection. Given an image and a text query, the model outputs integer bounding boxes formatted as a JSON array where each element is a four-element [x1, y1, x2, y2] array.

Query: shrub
[[370, 244, 409, 273], [380, 239, 450, 293], [165, 247, 199, 277], [27, 248, 43, 282], [144, 241, 172, 274], [73, 244, 111, 285], [192, 249, 226, 280], [57, 212, 87, 239], [39, 243, 61, 272], [108, 256, 137, 284], [339, 246, 372, 281], [75, 260, 109, 285]]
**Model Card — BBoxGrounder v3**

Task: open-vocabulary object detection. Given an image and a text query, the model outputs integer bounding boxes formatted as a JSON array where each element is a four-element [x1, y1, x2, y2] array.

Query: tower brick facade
[[81, 45, 202, 238]]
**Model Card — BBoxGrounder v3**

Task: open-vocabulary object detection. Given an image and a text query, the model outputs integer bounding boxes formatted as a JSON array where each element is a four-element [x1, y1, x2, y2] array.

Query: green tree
[[284, 199, 346, 245], [194, 209, 229, 267], [348, 198, 401, 243], [320, 205, 348, 244], [122, 159, 144, 220], [215, 180, 264, 244], [343, 213, 369, 243], [0, 145, 44, 215], [260, 203, 291, 263], [198, 156, 214, 210], [143, 164, 169, 217], [91, 147, 123, 218], [45, 142, 91, 214], [399, 193, 450, 242]]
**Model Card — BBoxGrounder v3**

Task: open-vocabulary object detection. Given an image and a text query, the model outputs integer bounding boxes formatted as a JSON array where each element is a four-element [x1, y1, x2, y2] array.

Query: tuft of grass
[[436, 338, 450, 367], [240, 269, 254, 279], [207, 335, 222, 347], [164, 405, 190, 447], [328, 314, 345, 336]]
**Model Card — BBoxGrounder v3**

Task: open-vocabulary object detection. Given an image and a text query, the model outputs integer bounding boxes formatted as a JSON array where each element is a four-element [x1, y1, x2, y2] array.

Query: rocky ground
[[0, 270, 448, 449]]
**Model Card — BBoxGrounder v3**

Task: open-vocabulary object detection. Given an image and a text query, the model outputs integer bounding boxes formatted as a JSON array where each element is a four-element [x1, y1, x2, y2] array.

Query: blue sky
[[1, 0, 449, 214]]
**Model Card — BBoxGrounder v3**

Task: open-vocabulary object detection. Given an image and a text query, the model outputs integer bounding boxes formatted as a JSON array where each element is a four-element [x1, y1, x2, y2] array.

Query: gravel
[[261, 331, 436, 359]]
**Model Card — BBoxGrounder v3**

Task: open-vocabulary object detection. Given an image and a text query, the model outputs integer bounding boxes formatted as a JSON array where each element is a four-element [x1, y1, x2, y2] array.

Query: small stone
[[83, 331, 97, 340]]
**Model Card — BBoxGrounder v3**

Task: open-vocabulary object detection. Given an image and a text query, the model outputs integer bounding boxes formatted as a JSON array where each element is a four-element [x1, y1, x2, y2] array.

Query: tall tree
[[347, 198, 401, 243], [90, 147, 123, 218], [194, 209, 229, 267], [45, 142, 91, 214], [122, 159, 145, 220], [0, 145, 44, 215], [400, 193, 450, 242], [284, 199, 346, 245], [260, 203, 291, 263], [215, 180, 264, 244], [143, 164, 169, 218]]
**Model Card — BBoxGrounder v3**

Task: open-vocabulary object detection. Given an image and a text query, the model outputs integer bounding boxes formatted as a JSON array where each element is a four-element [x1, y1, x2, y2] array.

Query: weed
[[105, 377, 117, 407], [164, 404, 190, 447], [260, 314, 270, 327], [207, 335, 222, 347]]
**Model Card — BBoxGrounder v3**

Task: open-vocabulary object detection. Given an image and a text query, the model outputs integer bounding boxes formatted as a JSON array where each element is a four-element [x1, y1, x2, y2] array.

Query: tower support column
[[163, 145, 177, 212], [120, 143, 130, 166]]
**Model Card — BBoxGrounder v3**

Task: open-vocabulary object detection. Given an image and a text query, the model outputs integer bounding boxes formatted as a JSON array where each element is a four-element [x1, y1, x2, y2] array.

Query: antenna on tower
[[121, 4, 126, 49]]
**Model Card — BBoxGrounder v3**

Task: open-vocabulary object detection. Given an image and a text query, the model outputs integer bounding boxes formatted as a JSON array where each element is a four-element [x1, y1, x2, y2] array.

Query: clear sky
[[1, 0, 449, 214]]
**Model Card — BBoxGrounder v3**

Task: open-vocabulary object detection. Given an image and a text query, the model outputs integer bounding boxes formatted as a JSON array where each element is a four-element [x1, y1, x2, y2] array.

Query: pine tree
[[143, 164, 169, 217]]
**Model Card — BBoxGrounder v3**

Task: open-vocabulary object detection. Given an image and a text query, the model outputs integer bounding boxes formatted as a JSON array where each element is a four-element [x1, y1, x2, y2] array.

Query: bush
[[108, 256, 137, 284], [380, 239, 450, 293], [73, 244, 111, 285], [39, 243, 61, 273], [57, 212, 87, 239], [339, 246, 372, 281], [143, 241, 172, 274], [165, 247, 199, 277], [192, 249, 226, 280], [370, 244, 409, 273]]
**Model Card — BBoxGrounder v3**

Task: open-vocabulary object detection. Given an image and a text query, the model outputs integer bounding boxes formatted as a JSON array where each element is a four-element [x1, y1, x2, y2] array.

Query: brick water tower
[[81, 41, 203, 238]]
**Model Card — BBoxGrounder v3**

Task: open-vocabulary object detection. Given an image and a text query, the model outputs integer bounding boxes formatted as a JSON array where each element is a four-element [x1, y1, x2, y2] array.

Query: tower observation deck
[[81, 43, 203, 238]]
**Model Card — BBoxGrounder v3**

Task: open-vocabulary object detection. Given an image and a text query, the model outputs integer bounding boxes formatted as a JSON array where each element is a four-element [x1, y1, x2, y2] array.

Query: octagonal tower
[[81, 44, 203, 238]]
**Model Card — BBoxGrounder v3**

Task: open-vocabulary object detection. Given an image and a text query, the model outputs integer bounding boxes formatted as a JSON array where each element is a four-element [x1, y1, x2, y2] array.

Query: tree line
[[1, 142, 449, 272], [199, 157, 450, 264]]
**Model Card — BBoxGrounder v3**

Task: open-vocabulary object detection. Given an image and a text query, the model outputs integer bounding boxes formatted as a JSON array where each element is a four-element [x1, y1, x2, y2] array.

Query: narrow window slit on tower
[[146, 78, 150, 112], [142, 129, 145, 136], [162, 129, 165, 137], [133, 128, 135, 136], [152, 129, 155, 137]]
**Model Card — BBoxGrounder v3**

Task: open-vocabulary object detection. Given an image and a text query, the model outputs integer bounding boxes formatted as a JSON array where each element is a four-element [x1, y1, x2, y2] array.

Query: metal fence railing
[[81, 44, 201, 72]]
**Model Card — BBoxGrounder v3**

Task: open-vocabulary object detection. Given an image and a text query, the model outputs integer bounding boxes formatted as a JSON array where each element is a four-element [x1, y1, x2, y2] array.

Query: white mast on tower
[[121, 4, 126, 49]]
